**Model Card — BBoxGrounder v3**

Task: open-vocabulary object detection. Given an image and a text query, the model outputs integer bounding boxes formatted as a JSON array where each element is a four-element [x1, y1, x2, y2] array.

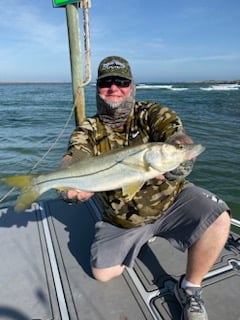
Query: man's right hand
[[66, 189, 94, 202], [58, 188, 94, 203]]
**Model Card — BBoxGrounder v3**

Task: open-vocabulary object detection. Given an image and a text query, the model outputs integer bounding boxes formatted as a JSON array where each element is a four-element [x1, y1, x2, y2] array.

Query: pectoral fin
[[122, 157, 149, 172], [122, 180, 145, 200]]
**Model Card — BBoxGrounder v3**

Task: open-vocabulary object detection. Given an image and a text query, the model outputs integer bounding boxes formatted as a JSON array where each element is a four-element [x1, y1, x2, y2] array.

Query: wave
[[170, 87, 188, 91], [137, 84, 173, 89], [200, 83, 240, 91], [136, 84, 188, 91]]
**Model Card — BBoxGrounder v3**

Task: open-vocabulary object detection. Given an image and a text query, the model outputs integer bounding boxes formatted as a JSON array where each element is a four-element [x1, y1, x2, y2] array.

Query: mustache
[[104, 100, 122, 109]]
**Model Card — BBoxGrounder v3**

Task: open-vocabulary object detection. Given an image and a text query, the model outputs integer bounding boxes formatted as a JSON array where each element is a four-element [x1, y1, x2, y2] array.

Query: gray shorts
[[90, 183, 230, 268]]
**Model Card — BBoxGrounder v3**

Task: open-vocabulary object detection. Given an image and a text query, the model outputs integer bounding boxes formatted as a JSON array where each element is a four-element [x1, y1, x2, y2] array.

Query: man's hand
[[167, 132, 193, 145], [164, 133, 195, 181], [58, 188, 94, 203], [66, 189, 94, 202], [155, 174, 166, 180]]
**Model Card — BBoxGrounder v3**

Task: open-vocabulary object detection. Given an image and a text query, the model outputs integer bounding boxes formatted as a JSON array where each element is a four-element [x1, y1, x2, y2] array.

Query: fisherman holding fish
[[3, 56, 230, 320], [59, 56, 230, 320]]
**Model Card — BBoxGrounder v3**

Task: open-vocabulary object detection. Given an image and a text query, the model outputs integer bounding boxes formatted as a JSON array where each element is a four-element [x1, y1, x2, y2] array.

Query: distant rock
[[198, 80, 240, 84]]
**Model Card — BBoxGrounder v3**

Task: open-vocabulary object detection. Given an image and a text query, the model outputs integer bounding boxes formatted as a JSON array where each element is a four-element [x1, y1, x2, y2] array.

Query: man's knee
[[92, 265, 125, 282], [207, 210, 231, 240], [215, 210, 231, 229]]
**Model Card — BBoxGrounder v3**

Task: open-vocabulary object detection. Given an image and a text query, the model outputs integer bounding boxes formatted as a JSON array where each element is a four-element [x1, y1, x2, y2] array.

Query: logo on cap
[[98, 56, 132, 80], [102, 60, 126, 71]]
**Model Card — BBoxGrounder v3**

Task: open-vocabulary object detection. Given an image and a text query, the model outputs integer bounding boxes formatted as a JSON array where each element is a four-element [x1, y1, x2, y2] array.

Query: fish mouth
[[186, 144, 205, 160]]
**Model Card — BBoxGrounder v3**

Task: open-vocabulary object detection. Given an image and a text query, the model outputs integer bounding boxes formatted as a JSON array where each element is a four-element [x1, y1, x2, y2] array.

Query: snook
[[2, 142, 205, 212]]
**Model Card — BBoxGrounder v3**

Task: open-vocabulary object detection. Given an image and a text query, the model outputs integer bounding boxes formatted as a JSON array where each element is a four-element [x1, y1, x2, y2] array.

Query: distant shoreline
[[193, 80, 240, 84], [0, 80, 240, 84], [0, 81, 70, 84]]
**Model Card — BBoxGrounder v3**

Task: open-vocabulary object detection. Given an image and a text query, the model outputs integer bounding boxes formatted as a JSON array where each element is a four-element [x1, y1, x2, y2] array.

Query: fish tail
[[2, 175, 41, 212]]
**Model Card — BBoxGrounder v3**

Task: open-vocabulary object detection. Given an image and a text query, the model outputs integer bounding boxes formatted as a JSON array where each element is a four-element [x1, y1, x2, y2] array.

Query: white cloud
[[0, 1, 67, 51], [161, 53, 240, 64], [0, 1, 71, 80]]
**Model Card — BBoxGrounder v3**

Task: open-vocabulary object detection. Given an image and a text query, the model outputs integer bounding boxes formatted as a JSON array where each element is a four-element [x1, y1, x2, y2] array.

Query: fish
[[2, 142, 205, 212]]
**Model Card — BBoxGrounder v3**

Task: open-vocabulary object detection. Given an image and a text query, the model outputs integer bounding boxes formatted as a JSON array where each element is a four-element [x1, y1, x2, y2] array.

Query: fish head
[[145, 143, 205, 173]]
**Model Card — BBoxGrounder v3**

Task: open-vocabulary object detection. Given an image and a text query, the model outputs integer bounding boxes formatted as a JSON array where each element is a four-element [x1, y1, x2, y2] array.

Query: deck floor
[[0, 198, 239, 320]]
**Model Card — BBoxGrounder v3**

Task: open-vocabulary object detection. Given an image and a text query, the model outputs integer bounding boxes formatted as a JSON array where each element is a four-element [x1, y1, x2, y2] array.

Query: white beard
[[96, 84, 136, 128]]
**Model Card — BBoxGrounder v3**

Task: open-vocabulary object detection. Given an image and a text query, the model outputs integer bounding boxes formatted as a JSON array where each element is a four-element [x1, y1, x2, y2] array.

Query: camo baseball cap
[[97, 56, 133, 80]]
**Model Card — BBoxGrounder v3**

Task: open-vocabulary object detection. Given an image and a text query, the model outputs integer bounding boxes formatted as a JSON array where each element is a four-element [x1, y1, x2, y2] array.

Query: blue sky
[[1, 0, 240, 82]]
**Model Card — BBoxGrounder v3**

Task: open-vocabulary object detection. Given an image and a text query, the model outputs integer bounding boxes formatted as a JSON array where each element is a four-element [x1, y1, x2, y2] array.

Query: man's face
[[97, 77, 132, 103]]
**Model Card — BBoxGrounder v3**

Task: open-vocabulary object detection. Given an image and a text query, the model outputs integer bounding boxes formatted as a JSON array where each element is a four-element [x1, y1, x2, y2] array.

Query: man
[[61, 56, 230, 320]]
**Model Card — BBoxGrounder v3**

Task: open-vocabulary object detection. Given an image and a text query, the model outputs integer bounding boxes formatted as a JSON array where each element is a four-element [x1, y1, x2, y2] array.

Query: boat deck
[[0, 198, 239, 320]]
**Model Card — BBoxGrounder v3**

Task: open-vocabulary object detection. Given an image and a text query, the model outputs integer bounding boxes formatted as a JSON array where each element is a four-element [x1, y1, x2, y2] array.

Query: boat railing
[[231, 218, 240, 228]]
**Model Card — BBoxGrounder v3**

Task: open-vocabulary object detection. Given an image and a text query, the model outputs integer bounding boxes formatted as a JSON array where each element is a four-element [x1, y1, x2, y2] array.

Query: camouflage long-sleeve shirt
[[66, 101, 189, 228]]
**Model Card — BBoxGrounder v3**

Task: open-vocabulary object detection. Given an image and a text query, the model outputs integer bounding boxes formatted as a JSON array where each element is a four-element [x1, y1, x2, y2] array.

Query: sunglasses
[[97, 77, 131, 88]]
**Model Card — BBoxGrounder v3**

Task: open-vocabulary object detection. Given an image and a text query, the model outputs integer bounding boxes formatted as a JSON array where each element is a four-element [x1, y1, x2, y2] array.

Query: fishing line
[[0, 87, 82, 205]]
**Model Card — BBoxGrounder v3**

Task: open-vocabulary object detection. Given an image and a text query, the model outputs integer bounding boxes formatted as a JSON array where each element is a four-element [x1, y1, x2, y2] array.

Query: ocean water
[[0, 82, 239, 221]]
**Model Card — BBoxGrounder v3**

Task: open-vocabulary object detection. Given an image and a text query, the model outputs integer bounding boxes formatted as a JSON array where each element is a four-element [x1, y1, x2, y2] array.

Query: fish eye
[[177, 143, 184, 149]]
